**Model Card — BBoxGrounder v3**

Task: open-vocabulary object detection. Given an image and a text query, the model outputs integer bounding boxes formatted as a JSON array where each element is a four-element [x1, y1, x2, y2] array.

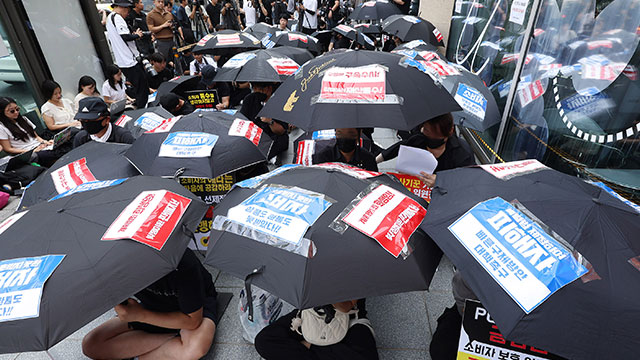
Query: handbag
[[290, 305, 357, 346]]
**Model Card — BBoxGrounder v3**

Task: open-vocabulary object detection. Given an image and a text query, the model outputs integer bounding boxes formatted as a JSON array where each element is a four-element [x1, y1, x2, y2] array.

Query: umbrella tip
[[57, 208, 65, 213]]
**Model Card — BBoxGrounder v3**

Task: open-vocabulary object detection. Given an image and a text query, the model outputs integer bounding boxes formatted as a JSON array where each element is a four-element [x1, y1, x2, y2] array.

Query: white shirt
[[102, 79, 127, 103], [301, 0, 318, 30], [0, 118, 40, 151], [73, 93, 99, 113], [90, 123, 113, 143], [106, 12, 139, 68], [244, 1, 257, 27], [189, 56, 217, 75], [41, 99, 75, 126]]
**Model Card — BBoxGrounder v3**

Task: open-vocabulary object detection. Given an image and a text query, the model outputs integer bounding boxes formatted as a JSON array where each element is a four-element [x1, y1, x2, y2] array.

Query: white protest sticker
[[134, 112, 167, 130], [343, 185, 426, 257], [288, 33, 308, 43], [432, 28, 443, 43], [145, 116, 182, 133], [115, 114, 133, 127], [479, 159, 547, 180], [266, 57, 300, 75], [582, 64, 618, 81], [0, 211, 28, 237], [197, 34, 214, 46], [158, 132, 219, 158], [335, 24, 355, 33], [224, 53, 257, 68], [216, 33, 243, 46], [423, 60, 461, 77], [455, 0, 462, 13], [509, 0, 529, 25], [228, 118, 263, 145], [418, 51, 439, 61], [517, 80, 544, 107], [403, 16, 421, 24], [296, 140, 315, 165], [319, 65, 387, 102], [403, 40, 427, 49], [454, 83, 487, 119], [0, 255, 65, 322], [50, 158, 97, 194], [102, 190, 192, 250]]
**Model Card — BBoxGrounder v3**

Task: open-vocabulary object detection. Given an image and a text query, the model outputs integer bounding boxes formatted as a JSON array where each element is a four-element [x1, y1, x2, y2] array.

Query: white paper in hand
[[396, 145, 438, 176]]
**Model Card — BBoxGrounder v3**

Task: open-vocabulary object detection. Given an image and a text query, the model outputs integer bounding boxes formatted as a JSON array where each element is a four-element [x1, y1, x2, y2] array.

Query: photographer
[[257, 0, 272, 24], [125, 0, 154, 57], [271, 0, 288, 25], [325, 0, 343, 29], [221, 0, 244, 30], [146, 52, 175, 92], [147, 0, 176, 61], [177, 0, 196, 44], [205, 0, 222, 31], [297, 0, 318, 35], [106, 0, 149, 109]]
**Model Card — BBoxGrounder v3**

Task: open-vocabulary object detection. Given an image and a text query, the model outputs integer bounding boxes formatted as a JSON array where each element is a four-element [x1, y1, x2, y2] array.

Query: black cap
[[111, 0, 134, 8], [160, 93, 181, 111], [201, 65, 217, 87], [75, 97, 109, 120]]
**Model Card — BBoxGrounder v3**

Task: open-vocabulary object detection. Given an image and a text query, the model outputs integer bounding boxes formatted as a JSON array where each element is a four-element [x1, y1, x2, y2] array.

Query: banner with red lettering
[[50, 158, 97, 194], [228, 118, 263, 146], [319, 65, 387, 102], [102, 190, 192, 250], [388, 173, 431, 202], [479, 160, 548, 180]]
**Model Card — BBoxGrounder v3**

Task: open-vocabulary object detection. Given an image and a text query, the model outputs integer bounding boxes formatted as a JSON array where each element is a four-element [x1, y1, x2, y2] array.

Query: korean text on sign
[[320, 65, 387, 102], [50, 158, 97, 194], [158, 132, 218, 158]]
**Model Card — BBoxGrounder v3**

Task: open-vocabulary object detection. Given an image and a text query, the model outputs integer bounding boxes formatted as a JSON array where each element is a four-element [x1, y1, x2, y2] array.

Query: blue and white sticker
[[234, 164, 300, 189], [497, 80, 511, 98], [402, 40, 427, 49], [312, 130, 336, 140], [454, 83, 487, 119], [226, 185, 332, 245], [49, 178, 127, 201], [392, 49, 418, 59], [590, 181, 640, 213], [403, 15, 421, 24], [448, 197, 587, 314], [224, 53, 257, 68], [158, 132, 219, 158], [261, 33, 275, 48], [134, 112, 167, 130], [0, 255, 65, 322]]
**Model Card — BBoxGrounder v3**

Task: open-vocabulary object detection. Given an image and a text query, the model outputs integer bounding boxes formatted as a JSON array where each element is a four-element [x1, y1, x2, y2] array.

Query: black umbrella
[[205, 165, 442, 309], [382, 15, 444, 46], [0, 176, 208, 354], [244, 22, 277, 38], [19, 142, 140, 210], [268, 31, 322, 55], [259, 50, 461, 131], [332, 24, 376, 50], [150, 75, 202, 106], [125, 111, 272, 179], [311, 29, 333, 47], [354, 23, 383, 35], [266, 46, 315, 65], [420, 163, 640, 359], [192, 30, 263, 55], [393, 39, 442, 53], [114, 106, 174, 138], [214, 49, 301, 83], [349, 0, 402, 20]]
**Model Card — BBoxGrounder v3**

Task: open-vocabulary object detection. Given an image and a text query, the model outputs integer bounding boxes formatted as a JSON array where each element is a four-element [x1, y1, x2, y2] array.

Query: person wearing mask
[[298, 0, 317, 35], [73, 97, 135, 148], [126, 0, 154, 57], [74, 76, 101, 113], [198, 65, 231, 110], [376, 113, 475, 186], [159, 93, 196, 116], [106, 0, 149, 109], [40, 80, 81, 133], [176, 0, 196, 44], [147, 0, 176, 61], [146, 52, 175, 92], [205, 0, 222, 31], [312, 128, 378, 171], [190, 53, 217, 76], [102, 64, 134, 106], [240, 82, 289, 159]]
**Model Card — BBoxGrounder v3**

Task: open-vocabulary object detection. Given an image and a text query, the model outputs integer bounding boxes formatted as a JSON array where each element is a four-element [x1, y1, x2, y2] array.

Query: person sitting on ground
[[312, 128, 378, 171], [240, 82, 289, 159], [255, 299, 378, 360], [0, 97, 61, 167], [190, 52, 217, 76], [147, 52, 175, 93], [73, 97, 135, 148], [159, 93, 196, 116], [40, 80, 81, 134], [197, 65, 231, 110], [277, 13, 289, 30], [376, 113, 475, 186], [82, 249, 218, 360], [74, 76, 101, 113], [102, 64, 134, 106]]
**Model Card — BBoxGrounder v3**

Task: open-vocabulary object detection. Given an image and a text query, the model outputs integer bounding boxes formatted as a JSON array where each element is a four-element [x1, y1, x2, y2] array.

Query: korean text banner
[[49, 178, 127, 201], [0, 255, 65, 322], [50, 158, 97, 194], [158, 132, 219, 158], [448, 197, 588, 313], [226, 185, 332, 245]]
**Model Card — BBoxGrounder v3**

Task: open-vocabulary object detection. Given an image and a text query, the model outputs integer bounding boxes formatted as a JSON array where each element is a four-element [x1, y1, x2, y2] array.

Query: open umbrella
[[149, 75, 202, 107], [114, 106, 174, 138], [124, 111, 272, 179], [259, 49, 461, 131], [266, 46, 315, 66], [192, 30, 263, 55], [19, 142, 140, 210], [382, 15, 444, 46], [332, 25, 376, 50], [214, 49, 301, 83], [420, 161, 640, 360], [205, 164, 442, 309], [267, 31, 322, 55], [0, 176, 208, 354], [354, 23, 383, 35], [244, 22, 277, 39], [348, 0, 402, 20]]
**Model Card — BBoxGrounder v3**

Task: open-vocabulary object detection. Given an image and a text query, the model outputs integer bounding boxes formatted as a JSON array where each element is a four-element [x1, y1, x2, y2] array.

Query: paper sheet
[[396, 145, 438, 176]]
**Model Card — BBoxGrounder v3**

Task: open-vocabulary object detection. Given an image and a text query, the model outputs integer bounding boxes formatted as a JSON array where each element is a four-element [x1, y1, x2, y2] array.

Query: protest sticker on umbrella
[[517, 80, 544, 107], [0, 255, 65, 322], [318, 65, 387, 103], [454, 83, 488, 119], [158, 132, 219, 158], [145, 116, 182, 134], [0, 211, 29, 237], [50, 158, 97, 194], [115, 114, 133, 127], [102, 190, 192, 250], [388, 173, 431, 202], [448, 197, 588, 313], [197, 34, 214, 46], [288, 33, 308, 43], [49, 178, 127, 201], [134, 112, 167, 130], [342, 184, 426, 257], [266, 58, 300, 75], [216, 33, 243, 46], [479, 159, 547, 180], [225, 53, 257, 68], [228, 118, 263, 145], [296, 140, 315, 165]]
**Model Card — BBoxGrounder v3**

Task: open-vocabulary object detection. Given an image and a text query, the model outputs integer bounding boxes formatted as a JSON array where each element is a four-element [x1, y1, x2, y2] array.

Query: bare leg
[[139, 318, 216, 360], [82, 317, 176, 360]]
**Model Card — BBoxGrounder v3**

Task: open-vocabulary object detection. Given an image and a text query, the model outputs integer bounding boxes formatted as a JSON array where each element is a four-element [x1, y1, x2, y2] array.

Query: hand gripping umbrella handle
[[244, 265, 265, 322]]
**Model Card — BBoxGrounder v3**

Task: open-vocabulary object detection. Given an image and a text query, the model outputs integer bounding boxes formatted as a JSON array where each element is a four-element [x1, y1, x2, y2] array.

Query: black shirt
[[175, 99, 196, 116], [331, 35, 351, 50], [147, 67, 175, 91], [381, 133, 475, 172], [240, 92, 287, 134], [313, 143, 379, 172], [196, 81, 231, 100], [205, 3, 222, 28], [73, 124, 135, 148]]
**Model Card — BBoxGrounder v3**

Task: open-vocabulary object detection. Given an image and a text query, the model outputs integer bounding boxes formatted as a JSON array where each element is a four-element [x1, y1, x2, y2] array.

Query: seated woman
[[102, 64, 134, 106], [0, 97, 63, 167], [40, 80, 81, 134], [73, 75, 101, 112]]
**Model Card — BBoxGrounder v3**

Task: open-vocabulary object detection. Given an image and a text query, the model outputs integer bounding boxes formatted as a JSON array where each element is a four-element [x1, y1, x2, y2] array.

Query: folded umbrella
[[0, 176, 208, 354], [382, 15, 444, 46], [114, 106, 174, 138], [214, 49, 301, 83], [349, 0, 402, 20]]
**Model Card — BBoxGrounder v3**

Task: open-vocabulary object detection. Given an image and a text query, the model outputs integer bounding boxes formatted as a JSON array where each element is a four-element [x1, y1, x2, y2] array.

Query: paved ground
[[0, 128, 455, 360]]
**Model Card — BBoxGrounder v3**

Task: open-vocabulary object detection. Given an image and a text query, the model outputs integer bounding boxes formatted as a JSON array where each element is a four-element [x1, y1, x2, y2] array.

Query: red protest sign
[[388, 172, 431, 202], [50, 158, 97, 194], [228, 118, 263, 145]]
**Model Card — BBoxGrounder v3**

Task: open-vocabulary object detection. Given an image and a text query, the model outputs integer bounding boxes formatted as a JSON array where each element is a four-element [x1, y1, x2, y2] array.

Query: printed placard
[[102, 190, 192, 250], [186, 90, 219, 109], [134, 112, 167, 131], [454, 83, 487, 119], [422, 60, 461, 77], [457, 300, 566, 360], [432, 28, 443, 42], [0, 255, 65, 322], [228, 118, 263, 145], [49, 178, 127, 201], [0, 211, 28, 237], [158, 132, 219, 158], [388, 173, 432, 202], [509, 0, 529, 25], [266, 58, 300, 75], [312, 162, 381, 179], [479, 159, 547, 180], [216, 33, 243, 46], [288, 33, 308, 43], [343, 184, 426, 257], [197, 34, 214, 46], [224, 53, 257, 68], [295, 140, 315, 165], [312, 129, 336, 140], [517, 80, 544, 107], [234, 164, 300, 188], [226, 185, 332, 245], [50, 158, 97, 194], [448, 197, 588, 313], [145, 116, 181, 134], [115, 114, 133, 127], [320, 65, 386, 102]]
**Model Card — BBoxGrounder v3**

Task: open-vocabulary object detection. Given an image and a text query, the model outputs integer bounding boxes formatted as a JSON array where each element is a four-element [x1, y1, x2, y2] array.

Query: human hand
[[215, 103, 226, 110], [71, 120, 82, 128], [417, 172, 436, 187], [135, 28, 144, 37], [163, 20, 172, 28], [115, 298, 145, 322]]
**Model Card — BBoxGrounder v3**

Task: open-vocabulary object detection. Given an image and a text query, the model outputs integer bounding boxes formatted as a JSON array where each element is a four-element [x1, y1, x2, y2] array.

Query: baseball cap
[[111, 0, 134, 8], [75, 97, 110, 120], [160, 93, 181, 111], [200, 65, 217, 87]]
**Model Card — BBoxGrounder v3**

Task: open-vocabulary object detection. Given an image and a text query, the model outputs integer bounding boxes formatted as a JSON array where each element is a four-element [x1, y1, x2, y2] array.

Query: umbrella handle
[[244, 265, 265, 322]]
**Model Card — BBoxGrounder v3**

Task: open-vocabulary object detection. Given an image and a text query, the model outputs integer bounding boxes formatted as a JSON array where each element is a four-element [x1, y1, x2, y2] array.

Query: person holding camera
[[325, 0, 343, 29], [126, 0, 154, 57], [297, 0, 318, 35], [147, 0, 177, 62], [271, 0, 288, 25], [106, 0, 149, 109], [221, 0, 244, 30], [146, 52, 175, 92]]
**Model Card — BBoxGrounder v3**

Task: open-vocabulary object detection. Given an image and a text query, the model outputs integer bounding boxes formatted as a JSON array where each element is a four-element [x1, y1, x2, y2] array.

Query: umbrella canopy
[[149, 75, 201, 107], [349, 0, 402, 20], [258, 50, 461, 131], [311, 29, 333, 47], [420, 162, 640, 359], [265, 46, 315, 66], [19, 142, 140, 210], [192, 30, 263, 55], [332, 25, 376, 50], [354, 23, 383, 35], [124, 111, 272, 179], [214, 49, 301, 83], [114, 106, 174, 138], [382, 15, 444, 46], [0, 176, 208, 354], [268, 31, 322, 55], [244, 22, 277, 38], [205, 164, 442, 309], [393, 39, 442, 53]]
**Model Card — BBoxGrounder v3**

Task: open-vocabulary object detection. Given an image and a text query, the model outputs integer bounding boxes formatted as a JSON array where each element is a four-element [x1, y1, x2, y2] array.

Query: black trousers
[[254, 310, 379, 360], [121, 63, 149, 109]]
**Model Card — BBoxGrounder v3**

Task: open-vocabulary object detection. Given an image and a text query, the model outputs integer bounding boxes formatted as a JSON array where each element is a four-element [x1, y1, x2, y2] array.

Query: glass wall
[[447, 0, 640, 199], [0, 20, 39, 115]]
